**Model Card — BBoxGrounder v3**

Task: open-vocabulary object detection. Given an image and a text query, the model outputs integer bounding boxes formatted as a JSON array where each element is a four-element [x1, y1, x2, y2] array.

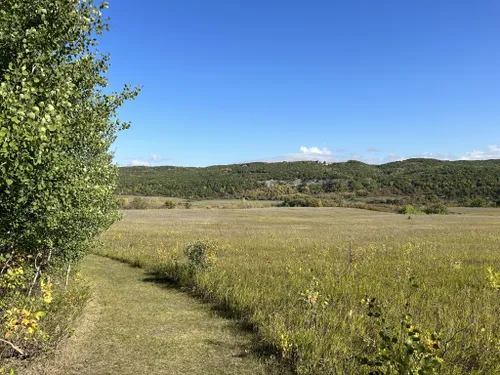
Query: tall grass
[[95, 208, 500, 374]]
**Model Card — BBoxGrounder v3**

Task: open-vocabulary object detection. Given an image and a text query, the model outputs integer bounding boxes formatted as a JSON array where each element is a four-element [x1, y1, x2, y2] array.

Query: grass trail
[[31, 255, 279, 375]]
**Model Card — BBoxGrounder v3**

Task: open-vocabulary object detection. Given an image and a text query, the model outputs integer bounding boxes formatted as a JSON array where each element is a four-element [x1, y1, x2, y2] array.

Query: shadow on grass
[[141, 271, 292, 375]]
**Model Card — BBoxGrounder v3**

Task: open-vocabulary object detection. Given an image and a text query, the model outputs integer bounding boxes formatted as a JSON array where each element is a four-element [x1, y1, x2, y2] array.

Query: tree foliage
[[0, 0, 139, 261]]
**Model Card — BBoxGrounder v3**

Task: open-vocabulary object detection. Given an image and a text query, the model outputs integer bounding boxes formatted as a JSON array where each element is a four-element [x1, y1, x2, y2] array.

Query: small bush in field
[[470, 198, 488, 208], [118, 198, 129, 209], [184, 202, 193, 209], [398, 204, 424, 215], [356, 189, 369, 197], [129, 197, 149, 209], [424, 204, 449, 215], [164, 200, 176, 209], [184, 239, 218, 269], [280, 195, 323, 207]]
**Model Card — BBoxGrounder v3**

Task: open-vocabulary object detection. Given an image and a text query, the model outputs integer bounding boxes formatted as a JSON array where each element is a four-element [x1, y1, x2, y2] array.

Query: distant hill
[[118, 159, 500, 205]]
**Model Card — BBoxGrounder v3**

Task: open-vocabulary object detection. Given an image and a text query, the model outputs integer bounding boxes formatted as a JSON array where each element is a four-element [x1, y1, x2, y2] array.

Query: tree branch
[[0, 338, 25, 356]]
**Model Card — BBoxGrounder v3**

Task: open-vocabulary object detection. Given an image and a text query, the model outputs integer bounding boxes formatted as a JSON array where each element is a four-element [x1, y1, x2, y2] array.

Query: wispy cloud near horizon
[[460, 145, 500, 160], [263, 146, 337, 163], [124, 154, 171, 167]]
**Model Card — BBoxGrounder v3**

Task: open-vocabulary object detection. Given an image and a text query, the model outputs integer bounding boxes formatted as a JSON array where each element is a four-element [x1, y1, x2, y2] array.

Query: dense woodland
[[118, 158, 500, 206]]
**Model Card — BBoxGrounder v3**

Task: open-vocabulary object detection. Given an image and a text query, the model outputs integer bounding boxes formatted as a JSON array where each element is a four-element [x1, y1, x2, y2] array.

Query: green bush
[[424, 204, 449, 215], [0, 253, 90, 360], [118, 198, 129, 209], [399, 205, 418, 215], [470, 197, 487, 208], [280, 195, 323, 207], [164, 200, 176, 209], [129, 197, 149, 209], [184, 202, 193, 209], [184, 239, 218, 270], [356, 189, 369, 197]]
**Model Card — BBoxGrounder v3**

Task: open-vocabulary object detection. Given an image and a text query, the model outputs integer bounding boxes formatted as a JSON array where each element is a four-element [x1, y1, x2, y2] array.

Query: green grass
[[95, 208, 500, 374], [26, 255, 284, 375]]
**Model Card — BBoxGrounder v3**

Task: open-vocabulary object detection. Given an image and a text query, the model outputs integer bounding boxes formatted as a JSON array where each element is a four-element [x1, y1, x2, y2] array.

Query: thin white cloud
[[460, 145, 500, 160], [129, 159, 151, 167], [258, 146, 336, 163], [150, 154, 161, 161], [149, 154, 171, 162], [284, 146, 335, 162], [299, 146, 332, 156], [261, 146, 396, 164], [381, 153, 404, 163], [125, 154, 171, 166], [366, 147, 380, 153]]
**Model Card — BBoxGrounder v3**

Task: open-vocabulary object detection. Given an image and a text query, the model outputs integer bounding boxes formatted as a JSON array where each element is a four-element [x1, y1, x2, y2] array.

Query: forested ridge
[[118, 158, 500, 204]]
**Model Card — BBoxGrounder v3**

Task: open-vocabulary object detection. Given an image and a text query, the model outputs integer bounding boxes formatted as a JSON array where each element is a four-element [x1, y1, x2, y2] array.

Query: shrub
[[184, 202, 193, 209], [346, 203, 397, 213], [118, 198, 129, 209], [399, 205, 418, 215], [424, 204, 449, 215], [356, 189, 369, 197], [129, 197, 149, 209], [164, 200, 176, 209], [280, 195, 323, 207], [0, 253, 90, 360], [470, 198, 488, 208], [360, 297, 443, 375], [184, 239, 218, 270]]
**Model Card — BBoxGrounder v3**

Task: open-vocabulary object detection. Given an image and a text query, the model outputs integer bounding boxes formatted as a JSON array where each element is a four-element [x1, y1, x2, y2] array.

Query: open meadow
[[96, 208, 500, 374]]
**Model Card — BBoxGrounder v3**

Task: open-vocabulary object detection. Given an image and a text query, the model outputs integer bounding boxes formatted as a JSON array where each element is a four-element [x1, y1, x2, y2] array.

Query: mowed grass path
[[31, 255, 279, 375]]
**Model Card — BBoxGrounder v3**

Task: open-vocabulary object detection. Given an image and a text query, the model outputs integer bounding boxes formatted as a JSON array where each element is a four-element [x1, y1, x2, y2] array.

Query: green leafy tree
[[0, 0, 139, 262]]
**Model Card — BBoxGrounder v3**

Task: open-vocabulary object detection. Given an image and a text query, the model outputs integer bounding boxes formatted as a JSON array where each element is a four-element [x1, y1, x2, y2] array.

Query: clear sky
[[102, 0, 500, 166]]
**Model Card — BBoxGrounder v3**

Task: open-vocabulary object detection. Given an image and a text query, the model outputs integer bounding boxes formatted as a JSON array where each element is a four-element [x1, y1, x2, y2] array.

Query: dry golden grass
[[96, 208, 500, 374]]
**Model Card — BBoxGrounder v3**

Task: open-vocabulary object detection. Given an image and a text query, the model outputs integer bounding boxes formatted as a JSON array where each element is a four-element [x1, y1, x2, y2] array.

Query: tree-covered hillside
[[118, 159, 500, 205]]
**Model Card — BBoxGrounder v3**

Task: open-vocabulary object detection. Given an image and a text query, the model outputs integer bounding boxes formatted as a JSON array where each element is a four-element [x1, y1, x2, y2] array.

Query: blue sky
[[102, 0, 500, 166]]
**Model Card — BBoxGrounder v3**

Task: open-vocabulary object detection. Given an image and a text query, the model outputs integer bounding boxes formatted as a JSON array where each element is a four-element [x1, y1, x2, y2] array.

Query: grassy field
[[96, 208, 500, 374]]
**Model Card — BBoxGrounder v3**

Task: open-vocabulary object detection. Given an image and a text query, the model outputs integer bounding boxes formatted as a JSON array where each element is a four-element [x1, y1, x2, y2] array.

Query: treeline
[[118, 159, 500, 205]]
